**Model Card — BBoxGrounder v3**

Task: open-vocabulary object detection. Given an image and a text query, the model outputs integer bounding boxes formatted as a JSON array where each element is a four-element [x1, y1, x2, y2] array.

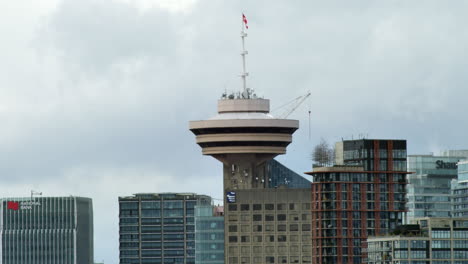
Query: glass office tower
[[194, 205, 224, 264], [119, 193, 211, 264], [407, 154, 463, 221], [452, 160, 468, 217], [0, 196, 94, 264]]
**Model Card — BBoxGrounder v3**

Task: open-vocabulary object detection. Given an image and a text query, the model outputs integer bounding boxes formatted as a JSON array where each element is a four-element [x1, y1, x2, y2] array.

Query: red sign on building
[[7, 201, 19, 211]]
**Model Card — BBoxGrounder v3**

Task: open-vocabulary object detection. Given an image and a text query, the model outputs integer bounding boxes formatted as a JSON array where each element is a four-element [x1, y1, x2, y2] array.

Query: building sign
[[7, 201, 19, 211], [436, 160, 458, 169], [6, 200, 41, 211], [226, 192, 236, 203]]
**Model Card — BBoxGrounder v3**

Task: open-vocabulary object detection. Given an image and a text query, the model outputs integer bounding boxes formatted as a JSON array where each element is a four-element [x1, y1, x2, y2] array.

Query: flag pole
[[240, 14, 248, 95]]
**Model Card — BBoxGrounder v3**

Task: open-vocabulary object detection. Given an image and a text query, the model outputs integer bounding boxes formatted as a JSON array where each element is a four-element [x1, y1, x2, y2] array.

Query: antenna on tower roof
[[240, 13, 250, 97]]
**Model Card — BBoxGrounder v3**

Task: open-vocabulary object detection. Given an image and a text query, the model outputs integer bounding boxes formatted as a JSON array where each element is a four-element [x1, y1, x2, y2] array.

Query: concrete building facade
[[224, 188, 312, 264], [189, 91, 306, 264], [0, 196, 93, 264]]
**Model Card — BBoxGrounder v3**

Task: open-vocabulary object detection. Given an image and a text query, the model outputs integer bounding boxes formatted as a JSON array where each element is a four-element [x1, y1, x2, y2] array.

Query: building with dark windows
[[189, 88, 303, 264], [406, 153, 465, 221], [119, 193, 211, 264], [224, 188, 312, 264], [266, 159, 310, 189], [188, 27, 316, 264], [0, 196, 94, 264], [308, 139, 408, 264], [366, 217, 468, 264], [195, 205, 224, 264]]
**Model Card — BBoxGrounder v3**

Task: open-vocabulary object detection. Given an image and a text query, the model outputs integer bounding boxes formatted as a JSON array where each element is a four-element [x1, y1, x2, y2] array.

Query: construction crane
[[272, 91, 312, 139], [274, 91, 311, 119]]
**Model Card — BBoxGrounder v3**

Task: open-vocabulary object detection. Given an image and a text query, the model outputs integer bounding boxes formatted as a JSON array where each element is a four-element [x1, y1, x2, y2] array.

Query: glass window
[[163, 201, 183, 209], [277, 204, 287, 210], [432, 230, 451, 239], [253, 225, 262, 232], [141, 201, 160, 209], [265, 215, 274, 221], [253, 215, 262, 221], [433, 250, 451, 259], [277, 214, 286, 221], [432, 240, 451, 248]]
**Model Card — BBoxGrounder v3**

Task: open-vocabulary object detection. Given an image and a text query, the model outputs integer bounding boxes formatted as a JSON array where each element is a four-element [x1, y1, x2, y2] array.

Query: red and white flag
[[242, 13, 248, 29]]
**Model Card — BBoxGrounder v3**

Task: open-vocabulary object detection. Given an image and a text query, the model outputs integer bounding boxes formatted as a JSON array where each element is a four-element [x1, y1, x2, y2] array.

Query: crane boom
[[276, 91, 311, 119]]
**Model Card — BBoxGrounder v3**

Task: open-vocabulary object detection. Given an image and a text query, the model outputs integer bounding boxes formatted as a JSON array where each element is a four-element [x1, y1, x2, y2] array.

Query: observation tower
[[189, 16, 299, 192]]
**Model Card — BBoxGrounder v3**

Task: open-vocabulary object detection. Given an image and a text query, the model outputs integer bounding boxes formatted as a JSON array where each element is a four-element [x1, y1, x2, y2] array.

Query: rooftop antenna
[[31, 190, 42, 200], [241, 13, 249, 97]]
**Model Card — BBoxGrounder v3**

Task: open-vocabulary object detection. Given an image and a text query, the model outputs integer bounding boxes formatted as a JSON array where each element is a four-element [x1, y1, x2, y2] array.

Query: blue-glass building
[[119, 193, 211, 264], [452, 160, 468, 217], [194, 205, 224, 264], [407, 154, 464, 221], [266, 159, 310, 189]]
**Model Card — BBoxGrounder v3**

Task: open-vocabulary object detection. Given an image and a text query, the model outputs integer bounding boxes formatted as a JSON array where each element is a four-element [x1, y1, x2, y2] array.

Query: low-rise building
[[367, 217, 468, 264], [195, 205, 224, 264]]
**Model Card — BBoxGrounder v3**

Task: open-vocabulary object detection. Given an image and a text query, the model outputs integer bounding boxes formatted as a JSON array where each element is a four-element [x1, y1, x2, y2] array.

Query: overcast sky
[[1, 0, 468, 262]]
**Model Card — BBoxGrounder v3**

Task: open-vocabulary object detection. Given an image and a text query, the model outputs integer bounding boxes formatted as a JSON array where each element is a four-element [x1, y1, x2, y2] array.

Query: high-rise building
[[119, 193, 211, 264], [452, 160, 468, 217], [366, 217, 468, 264], [189, 22, 313, 264], [308, 139, 408, 264], [0, 196, 94, 264], [406, 154, 464, 221]]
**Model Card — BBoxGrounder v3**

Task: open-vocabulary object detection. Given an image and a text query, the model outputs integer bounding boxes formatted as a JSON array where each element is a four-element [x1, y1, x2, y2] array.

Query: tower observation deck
[[189, 92, 299, 190], [189, 15, 299, 191]]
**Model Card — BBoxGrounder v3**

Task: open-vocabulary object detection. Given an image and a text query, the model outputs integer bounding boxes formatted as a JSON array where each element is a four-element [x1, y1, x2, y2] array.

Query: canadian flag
[[7, 201, 19, 211], [242, 13, 248, 29]]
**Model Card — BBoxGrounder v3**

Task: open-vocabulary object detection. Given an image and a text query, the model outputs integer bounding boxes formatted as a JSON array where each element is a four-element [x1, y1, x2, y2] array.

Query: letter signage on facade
[[436, 160, 458, 170], [6, 200, 41, 211]]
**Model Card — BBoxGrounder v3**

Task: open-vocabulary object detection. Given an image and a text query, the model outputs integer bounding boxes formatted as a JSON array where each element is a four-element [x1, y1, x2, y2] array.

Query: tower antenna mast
[[241, 13, 249, 95]]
